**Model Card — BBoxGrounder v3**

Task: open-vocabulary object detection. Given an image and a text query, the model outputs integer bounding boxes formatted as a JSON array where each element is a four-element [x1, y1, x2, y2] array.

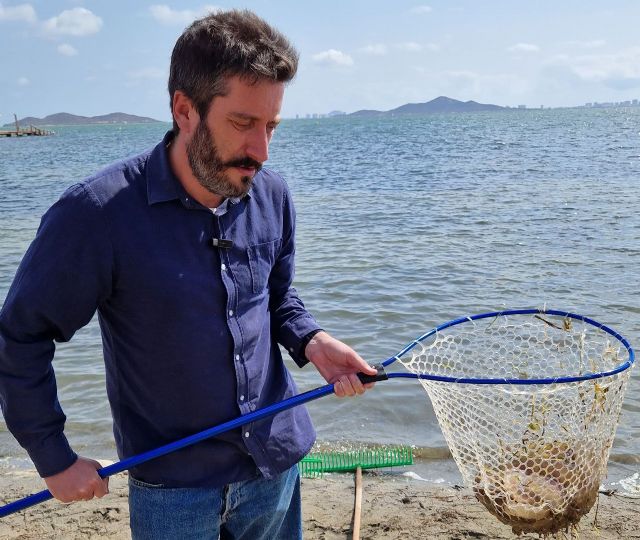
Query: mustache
[[223, 157, 263, 171]]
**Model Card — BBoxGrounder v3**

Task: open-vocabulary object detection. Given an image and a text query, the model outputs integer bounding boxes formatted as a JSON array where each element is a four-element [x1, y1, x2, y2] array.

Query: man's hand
[[305, 331, 378, 397], [44, 456, 109, 503]]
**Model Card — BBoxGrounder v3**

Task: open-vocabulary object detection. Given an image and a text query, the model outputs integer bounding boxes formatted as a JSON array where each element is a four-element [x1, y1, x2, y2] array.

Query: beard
[[186, 121, 263, 199]]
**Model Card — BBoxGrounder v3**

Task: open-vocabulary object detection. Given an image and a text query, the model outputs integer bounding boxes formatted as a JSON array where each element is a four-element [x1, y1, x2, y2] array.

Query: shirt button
[[240, 395, 245, 401], [221, 263, 226, 271], [244, 432, 250, 438], [235, 354, 240, 360], [229, 310, 234, 316]]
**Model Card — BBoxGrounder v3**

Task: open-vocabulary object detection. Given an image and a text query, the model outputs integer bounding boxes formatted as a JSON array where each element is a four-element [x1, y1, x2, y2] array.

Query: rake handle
[[353, 466, 363, 540]]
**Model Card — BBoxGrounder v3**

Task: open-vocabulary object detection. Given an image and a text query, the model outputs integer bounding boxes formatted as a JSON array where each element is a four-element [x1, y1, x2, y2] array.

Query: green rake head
[[298, 446, 413, 478]]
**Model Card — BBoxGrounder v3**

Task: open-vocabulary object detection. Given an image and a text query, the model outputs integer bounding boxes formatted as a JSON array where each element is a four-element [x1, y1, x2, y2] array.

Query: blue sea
[[1, 109, 639, 493]]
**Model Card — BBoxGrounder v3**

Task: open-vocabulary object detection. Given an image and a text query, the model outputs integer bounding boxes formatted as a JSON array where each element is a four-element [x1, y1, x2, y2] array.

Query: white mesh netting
[[399, 312, 632, 536]]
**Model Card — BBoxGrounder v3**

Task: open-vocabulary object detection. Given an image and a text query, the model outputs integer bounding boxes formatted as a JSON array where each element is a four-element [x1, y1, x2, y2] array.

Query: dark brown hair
[[168, 9, 298, 132]]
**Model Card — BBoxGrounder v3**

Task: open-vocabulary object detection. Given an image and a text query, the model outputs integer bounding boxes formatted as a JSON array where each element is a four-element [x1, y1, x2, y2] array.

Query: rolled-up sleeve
[[0, 182, 113, 477], [268, 185, 321, 368]]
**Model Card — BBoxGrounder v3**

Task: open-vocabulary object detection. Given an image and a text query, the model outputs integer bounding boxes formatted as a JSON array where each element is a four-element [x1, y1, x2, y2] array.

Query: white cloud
[[410, 5, 432, 14], [43, 7, 102, 36], [57, 43, 78, 56], [312, 49, 353, 66], [149, 4, 220, 26], [0, 2, 36, 23], [358, 43, 387, 56], [549, 47, 640, 90], [508, 43, 540, 53], [17, 76, 29, 86]]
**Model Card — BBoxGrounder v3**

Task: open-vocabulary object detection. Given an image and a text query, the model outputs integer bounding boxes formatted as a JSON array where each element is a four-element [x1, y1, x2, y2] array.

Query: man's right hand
[[44, 456, 109, 503]]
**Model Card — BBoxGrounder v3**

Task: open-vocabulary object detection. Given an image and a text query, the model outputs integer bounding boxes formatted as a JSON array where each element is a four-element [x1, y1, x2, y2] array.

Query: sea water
[[0, 109, 639, 492]]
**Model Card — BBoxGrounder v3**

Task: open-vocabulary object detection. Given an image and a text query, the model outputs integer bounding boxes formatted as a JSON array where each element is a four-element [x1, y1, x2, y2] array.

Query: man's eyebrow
[[229, 112, 257, 121], [229, 112, 281, 124]]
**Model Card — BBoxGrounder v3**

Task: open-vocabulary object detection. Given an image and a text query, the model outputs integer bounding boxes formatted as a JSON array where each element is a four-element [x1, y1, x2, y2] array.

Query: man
[[0, 9, 376, 539]]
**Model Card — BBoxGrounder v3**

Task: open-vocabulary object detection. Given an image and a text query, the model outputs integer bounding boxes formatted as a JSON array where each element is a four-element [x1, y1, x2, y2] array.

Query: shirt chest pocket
[[247, 239, 281, 294]]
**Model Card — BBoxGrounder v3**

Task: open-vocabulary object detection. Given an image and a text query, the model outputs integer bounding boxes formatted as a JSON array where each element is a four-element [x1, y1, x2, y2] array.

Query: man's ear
[[172, 91, 200, 136]]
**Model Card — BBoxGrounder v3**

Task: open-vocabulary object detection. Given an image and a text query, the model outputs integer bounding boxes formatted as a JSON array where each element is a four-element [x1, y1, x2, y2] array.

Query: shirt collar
[[146, 130, 253, 207], [146, 131, 185, 205]]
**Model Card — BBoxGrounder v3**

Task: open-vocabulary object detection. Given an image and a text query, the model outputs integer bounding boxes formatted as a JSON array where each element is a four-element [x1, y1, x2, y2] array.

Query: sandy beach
[[0, 468, 638, 539]]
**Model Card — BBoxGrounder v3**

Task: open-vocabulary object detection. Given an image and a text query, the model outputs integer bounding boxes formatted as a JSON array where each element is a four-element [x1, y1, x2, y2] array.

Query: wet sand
[[0, 468, 638, 539]]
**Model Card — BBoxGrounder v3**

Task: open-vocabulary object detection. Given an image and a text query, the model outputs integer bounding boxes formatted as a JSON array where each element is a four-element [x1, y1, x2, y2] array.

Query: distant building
[[633, 99, 638, 106], [517, 104, 526, 109]]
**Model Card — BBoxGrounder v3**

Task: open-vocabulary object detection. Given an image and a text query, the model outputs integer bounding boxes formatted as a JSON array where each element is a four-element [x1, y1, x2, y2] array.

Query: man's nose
[[245, 129, 270, 164]]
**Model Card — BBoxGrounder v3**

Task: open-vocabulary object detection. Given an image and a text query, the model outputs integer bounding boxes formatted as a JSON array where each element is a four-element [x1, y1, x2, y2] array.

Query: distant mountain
[[350, 96, 505, 116], [349, 109, 386, 117], [5, 112, 161, 127]]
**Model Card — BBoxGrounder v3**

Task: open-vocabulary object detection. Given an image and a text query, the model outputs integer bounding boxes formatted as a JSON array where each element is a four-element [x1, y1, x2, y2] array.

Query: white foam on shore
[[402, 471, 446, 484], [609, 472, 640, 498]]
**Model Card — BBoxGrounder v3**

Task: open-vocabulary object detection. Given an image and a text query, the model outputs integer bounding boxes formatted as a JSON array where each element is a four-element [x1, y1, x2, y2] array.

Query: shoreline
[[0, 469, 638, 539]]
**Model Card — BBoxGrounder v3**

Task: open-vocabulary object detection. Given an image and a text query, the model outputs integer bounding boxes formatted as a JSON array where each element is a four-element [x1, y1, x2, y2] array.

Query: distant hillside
[[5, 112, 161, 127], [350, 96, 505, 116], [350, 109, 386, 117]]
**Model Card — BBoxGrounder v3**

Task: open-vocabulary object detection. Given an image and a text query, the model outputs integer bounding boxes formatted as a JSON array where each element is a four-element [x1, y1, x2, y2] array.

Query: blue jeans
[[128, 465, 302, 540]]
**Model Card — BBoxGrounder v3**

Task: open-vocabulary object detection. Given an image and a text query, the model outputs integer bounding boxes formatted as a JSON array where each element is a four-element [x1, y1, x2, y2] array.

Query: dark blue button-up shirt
[[0, 131, 319, 487]]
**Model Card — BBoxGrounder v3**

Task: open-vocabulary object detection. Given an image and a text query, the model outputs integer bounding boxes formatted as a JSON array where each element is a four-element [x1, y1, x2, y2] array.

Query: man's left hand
[[304, 331, 378, 397]]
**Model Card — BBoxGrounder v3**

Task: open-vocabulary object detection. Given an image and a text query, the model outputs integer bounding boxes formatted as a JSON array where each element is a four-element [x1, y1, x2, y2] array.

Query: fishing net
[[398, 311, 633, 536]]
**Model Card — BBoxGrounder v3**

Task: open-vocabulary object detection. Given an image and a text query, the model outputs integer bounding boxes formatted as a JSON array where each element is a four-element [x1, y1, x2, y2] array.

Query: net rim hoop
[[382, 308, 635, 385]]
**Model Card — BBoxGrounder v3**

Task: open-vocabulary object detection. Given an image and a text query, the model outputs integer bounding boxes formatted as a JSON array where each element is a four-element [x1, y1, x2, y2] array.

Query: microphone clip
[[211, 238, 233, 249]]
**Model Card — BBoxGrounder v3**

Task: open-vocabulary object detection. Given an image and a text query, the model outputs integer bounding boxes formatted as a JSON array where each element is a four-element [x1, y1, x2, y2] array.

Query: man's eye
[[232, 120, 251, 129]]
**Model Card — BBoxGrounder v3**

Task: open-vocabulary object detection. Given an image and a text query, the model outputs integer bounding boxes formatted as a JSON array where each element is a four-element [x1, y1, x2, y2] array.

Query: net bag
[[398, 310, 634, 536]]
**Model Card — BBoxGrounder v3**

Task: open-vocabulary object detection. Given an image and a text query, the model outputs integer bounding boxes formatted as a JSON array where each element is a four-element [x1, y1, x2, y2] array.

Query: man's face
[[186, 75, 284, 199]]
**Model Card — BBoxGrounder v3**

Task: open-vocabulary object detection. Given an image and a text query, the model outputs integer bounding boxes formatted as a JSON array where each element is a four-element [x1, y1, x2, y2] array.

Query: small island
[[3, 112, 161, 128], [297, 96, 506, 119], [349, 96, 504, 117]]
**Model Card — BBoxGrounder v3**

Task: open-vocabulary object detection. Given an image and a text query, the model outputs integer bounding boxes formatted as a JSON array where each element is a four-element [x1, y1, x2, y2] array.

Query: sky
[[1, 1, 640, 121]]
